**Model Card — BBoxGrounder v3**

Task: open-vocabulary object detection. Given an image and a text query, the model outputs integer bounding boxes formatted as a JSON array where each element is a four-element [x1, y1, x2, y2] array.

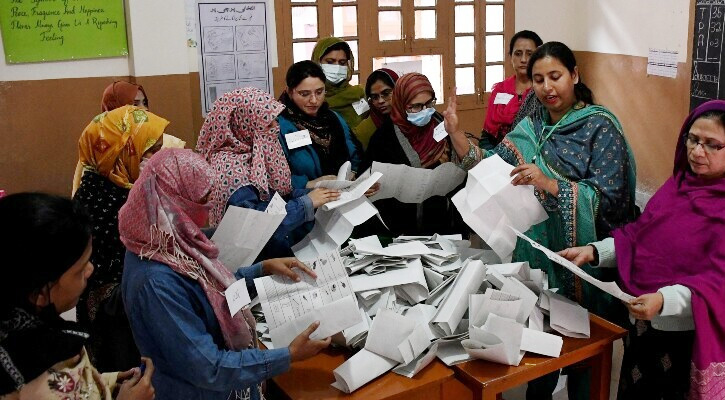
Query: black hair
[[697, 110, 725, 129], [285, 60, 326, 89], [527, 41, 594, 105], [320, 42, 352, 61], [0, 193, 92, 314], [508, 30, 543, 55], [365, 70, 396, 98]]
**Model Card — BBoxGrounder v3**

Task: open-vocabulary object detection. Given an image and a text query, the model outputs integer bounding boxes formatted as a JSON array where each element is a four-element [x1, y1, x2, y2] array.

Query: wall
[[516, 0, 693, 195]]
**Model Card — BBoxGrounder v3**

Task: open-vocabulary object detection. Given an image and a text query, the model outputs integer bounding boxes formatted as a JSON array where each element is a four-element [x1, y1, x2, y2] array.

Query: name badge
[[433, 122, 448, 142], [285, 129, 312, 150], [352, 98, 370, 115], [493, 92, 515, 105], [225, 279, 252, 316]]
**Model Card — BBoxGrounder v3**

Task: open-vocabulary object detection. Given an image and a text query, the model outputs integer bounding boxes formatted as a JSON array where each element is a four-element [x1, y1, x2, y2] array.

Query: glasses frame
[[367, 89, 393, 103], [293, 87, 326, 100], [684, 134, 725, 154], [406, 97, 437, 113]]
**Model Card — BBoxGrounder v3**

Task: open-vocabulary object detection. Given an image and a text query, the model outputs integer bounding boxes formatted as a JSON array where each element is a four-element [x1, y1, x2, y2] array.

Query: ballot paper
[[511, 227, 635, 303], [338, 304, 372, 347], [431, 260, 488, 336], [546, 290, 590, 338], [452, 154, 548, 260], [463, 314, 525, 366], [321, 172, 383, 211], [353, 240, 431, 258], [365, 309, 425, 364], [331, 348, 398, 393], [469, 289, 523, 327], [351, 258, 428, 294], [520, 328, 562, 357], [315, 161, 354, 189], [393, 342, 439, 378], [500, 276, 539, 323], [212, 204, 286, 272], [368, 162, 466, 203], [253, 252, 361, 347]]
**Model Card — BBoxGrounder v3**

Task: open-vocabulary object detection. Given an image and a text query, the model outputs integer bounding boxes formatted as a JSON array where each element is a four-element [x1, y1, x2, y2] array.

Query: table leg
[[589, 342, 614, 400], [480, 390, 502, 400]]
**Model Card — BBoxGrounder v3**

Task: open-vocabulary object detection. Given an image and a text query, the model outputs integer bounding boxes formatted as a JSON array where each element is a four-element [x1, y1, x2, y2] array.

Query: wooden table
[[453, 314, 627, 400]]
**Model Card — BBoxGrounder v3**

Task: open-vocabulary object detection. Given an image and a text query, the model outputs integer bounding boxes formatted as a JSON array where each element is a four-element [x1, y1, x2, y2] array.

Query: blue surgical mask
[[406, 107, 436, 127], [320, 64, 348, 84]]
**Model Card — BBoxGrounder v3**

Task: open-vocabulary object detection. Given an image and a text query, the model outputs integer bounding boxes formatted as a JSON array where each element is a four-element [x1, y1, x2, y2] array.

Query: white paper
[[315, 161, 353, 189], [436, 340, 473, 366], [350, 258, 427, 293], [512, 227, 635, 303], [331, 348, 398, 393], [365, 309, 417, 363], [647, 48, 678, 78], [469, 289, 523, 327], [369, 162, 466, 204], [393, 342, 439, 378], [500, 276, 539, 324], [212, 205, 285, 271], [431, 260, 487, 336], [352, 98, 370, 115], [354, 240, 431, 258], [547, 290, 590, 338], [224, 278, 252, 316], [284, 129, 312, 150], [463, 314, 524, 366], [433, 122, 448, 142], [264, 192, 287, 214], [321, 172, 383, 211], [493, 92, 515, 105], [520, 328, 562, 358]]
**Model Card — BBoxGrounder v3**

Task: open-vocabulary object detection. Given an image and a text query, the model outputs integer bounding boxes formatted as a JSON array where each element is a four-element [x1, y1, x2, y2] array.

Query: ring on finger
[[526, 174, 533, 181]]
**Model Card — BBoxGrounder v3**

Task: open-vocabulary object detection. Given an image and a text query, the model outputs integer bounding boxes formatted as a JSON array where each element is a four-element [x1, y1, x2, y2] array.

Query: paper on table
[[511, 227, 635, 303], [212, 205, 286, 272], [547, 290, 590, 338], [431, 260, 487, 336], [350, 258, 427, 293], [331, 348, 398, 393], [354, 240, 431, 257], [463, 314, 525, 366], [520, 328, 562, 358], [321, 172, 383, 211], [469, 289, 523, 327], [365, 309, 417, 363], [369, 162, 465, 204], [393, 342, 439, 378], [500, 276, 539, 324]]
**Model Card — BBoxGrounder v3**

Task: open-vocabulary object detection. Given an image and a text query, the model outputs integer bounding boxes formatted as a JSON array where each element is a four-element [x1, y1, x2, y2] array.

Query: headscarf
[[196, 88, 291, 226], [78, 105, 167, 189], [613, 100, 725, 399], [118, 148, 255, 351], [365, 68, 399, 129], [101, 81, 147, 112], [311, 37, 366, 124], [390, 73, 447, 168]]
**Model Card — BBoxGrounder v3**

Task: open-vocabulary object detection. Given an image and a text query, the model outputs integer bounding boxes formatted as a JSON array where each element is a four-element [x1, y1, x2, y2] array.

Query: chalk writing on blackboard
[[691, 0, 725, 109]]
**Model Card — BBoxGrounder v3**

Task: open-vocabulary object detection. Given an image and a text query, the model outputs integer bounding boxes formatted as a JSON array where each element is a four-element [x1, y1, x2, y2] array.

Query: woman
[[73, 105, 167, 372], [362, 72, 459, 235], [311, 37, 366, 132], [481, 30, 543, 149], [352, 68, 400, 149], [278, 60, 362, 189], [196, 87, 340, 258], [120, 149, 330, 399], [559, 101, 725, 399], [0, 193, 154, 400]]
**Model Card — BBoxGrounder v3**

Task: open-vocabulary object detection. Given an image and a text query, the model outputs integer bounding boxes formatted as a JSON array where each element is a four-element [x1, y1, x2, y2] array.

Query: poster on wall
[[0, 0, 128, 63], [195, 1, 275, 115]]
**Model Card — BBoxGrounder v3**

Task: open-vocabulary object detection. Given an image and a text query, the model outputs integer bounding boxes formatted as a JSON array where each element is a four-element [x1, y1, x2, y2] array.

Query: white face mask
[[320, 63, 348, 84]]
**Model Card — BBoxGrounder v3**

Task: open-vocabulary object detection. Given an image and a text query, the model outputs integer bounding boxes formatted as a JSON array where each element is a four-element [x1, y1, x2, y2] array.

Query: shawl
[[118, 148, 255, 351], [101, 81, 147, 112], [390, 73, 447, 168], [484, 75, 531, 138], [614, 100, 725, 399], [196, 88, 291, 226], [78, 106, 168, 189]]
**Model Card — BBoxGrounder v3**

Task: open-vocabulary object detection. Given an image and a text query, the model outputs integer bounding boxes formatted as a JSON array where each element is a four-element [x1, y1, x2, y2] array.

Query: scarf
[[196, 88, 291, 226], [366, 68, 400, 129], [390, 73, 447, 168], [101, 81, 147, 112], [78, 105, 167, 189], [118, 149, 255, 351], [614, 100, 725, 399]]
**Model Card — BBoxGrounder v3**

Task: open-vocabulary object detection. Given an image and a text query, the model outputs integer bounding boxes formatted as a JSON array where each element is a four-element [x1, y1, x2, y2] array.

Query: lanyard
[[531, 108, 574, 162]]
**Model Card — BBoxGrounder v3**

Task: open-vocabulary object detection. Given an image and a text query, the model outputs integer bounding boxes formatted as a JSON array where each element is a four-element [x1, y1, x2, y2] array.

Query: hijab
[[101, 81, 147, 112], [311, 37, 365, 111]]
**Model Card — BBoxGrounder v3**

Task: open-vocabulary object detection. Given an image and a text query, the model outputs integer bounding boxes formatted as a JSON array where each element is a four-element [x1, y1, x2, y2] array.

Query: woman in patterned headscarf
[[196, 88, 340, 258], [73, 105, 167, 372]]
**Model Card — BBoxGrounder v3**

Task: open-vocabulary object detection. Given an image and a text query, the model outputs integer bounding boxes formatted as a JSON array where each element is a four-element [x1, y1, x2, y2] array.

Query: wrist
[[588, 244, 599, 266]]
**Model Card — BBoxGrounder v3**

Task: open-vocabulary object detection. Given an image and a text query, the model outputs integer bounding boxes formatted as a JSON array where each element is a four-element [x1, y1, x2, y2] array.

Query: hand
[[262, 258, 317, 282], [442, 89, 462, 138], [305, 175, 337, 189], [308, 188, 340, 208], [365, 182, 381, 197], [510, 163, 558, 195], [288, 321, 331, 362], [627, 292, 664, 320], [558, 246, 595, 267], [117, 357, 155, 400]]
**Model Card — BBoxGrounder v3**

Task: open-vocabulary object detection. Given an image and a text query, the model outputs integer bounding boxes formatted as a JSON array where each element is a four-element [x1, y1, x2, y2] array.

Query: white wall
[[516, 0, 690, 62]]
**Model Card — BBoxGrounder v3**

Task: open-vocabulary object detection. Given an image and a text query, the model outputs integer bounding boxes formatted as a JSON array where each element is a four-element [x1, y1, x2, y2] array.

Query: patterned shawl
[[196, 88, 291, 226], [101, 81, 147, 112], [118, 149, 255, 351], [614, 100, 725, 398], [390, 73, 447, 168], [78, 105, 167, 189]]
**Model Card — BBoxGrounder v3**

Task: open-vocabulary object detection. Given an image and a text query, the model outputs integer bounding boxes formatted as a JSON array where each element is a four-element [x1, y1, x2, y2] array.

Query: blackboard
[[691, 0, 725, 110]]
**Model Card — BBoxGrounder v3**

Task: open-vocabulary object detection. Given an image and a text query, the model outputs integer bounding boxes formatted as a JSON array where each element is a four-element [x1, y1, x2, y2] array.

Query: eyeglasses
[[294, 88, 326, 99], [368, 89, 393, 103], [406, 97, 437, 113], [684, 134, 725, 154]]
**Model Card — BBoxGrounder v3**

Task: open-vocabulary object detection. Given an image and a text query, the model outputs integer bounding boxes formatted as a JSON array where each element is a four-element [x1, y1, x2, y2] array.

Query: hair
[[365, 70, 397, 98], [0, 193, 92, 314], [508, 30, 543, 55], [697, 110, 725, 129], [285, 60, 326, 89], [320, 42, 352, 61], [527, 41, 594, 105]]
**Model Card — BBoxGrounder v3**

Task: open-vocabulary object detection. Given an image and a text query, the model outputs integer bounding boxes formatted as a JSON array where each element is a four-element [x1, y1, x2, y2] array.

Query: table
[[453, 314, 627, 400]]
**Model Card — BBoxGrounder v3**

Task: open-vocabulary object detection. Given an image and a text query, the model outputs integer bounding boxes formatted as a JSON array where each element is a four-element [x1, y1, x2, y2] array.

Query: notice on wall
[[0, 0, 128, 64], [647, 48, 678, 78], [195, 1, 274, 115]]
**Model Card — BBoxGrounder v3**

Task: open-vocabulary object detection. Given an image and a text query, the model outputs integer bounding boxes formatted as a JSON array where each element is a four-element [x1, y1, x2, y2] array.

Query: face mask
[[406, 107, 436, 127], [320, 63, 348, 84]]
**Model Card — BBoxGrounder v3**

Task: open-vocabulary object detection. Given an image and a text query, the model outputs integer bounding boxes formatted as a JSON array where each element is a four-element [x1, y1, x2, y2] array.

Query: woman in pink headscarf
[[560, 100, 725, 399], [119, 148, 330, 399]]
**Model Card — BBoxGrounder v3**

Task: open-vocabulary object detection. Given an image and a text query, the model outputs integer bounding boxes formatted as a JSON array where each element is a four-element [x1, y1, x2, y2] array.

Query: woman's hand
[[288, 321, 331, 362], [308, 188, 340, 208], [365, 183, 381, 197], [626, 292, 664, 320], [117, 357, 155, 400], [443, 90, 472, 159], [557, 245, 595, 267], [305, 175, 337, 189], [262, 258, 317, 282], [510, 163, 559, 195]]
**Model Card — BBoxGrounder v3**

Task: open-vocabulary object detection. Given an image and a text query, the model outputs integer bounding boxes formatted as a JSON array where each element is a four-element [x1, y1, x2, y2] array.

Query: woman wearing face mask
[[447, 42, 637, 399], [277, 60, 362, 189], [0, 193, 155, 400], [311, 37, 367, 135], [352, 68, 400, 150], [72, 105, 167, 372]]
